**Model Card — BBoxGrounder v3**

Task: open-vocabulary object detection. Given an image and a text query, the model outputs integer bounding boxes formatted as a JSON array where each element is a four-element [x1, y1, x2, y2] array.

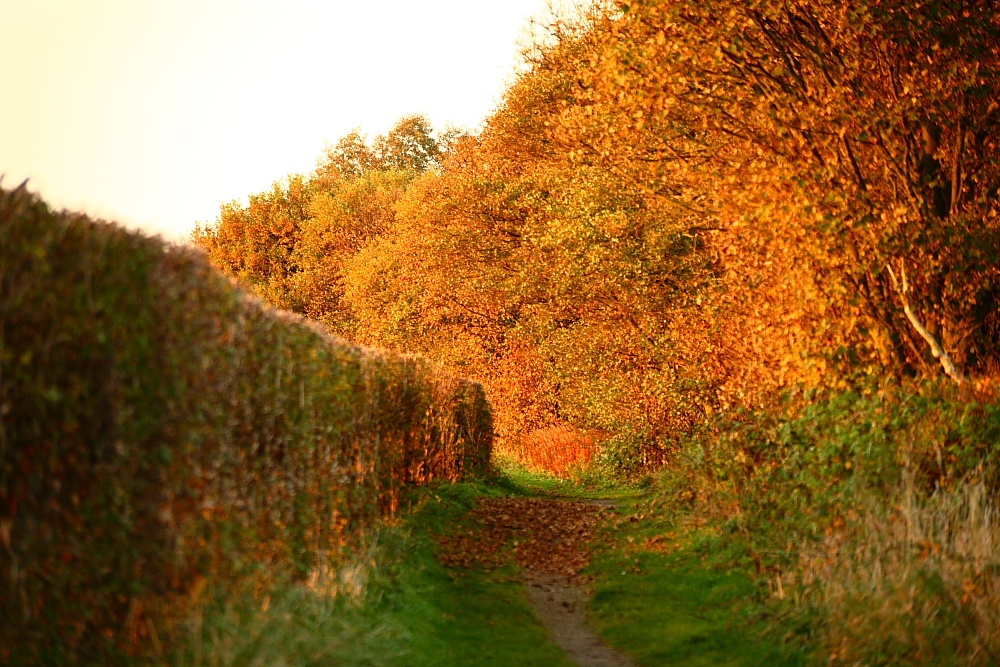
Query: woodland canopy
[[194, 0, 1000, 475]]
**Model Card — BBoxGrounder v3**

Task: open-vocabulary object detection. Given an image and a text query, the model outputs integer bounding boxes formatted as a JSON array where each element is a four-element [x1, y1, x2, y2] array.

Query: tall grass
[[649, 380, 1000, 662], [799, 482, 1000, 665], [163, 532, 394, 667]]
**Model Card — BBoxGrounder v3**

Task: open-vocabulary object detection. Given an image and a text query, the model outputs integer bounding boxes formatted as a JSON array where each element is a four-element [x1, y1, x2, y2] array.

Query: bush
[[657, 383, 1000, 551], [0, 185, 492, 664], [493, 425, 602, 477], [650, 379, 1000, 661]]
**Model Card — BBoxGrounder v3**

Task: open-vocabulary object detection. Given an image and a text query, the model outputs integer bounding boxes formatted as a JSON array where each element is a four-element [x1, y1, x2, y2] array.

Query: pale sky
[[1, 0, 555, 241]]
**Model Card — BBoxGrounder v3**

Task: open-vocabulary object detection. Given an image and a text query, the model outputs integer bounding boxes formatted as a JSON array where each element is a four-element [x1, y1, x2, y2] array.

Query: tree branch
[[886, 262, 964, 384], [950, 95, 967, 216]]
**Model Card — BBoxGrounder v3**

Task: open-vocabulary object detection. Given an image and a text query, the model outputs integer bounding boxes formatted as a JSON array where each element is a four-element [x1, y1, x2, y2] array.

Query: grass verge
[[494, 461, 808, 665], [164, 480, 572, 667], [164, 467, 820, 666], [494, 457, 648, 502], [586, 507, 809, 667]]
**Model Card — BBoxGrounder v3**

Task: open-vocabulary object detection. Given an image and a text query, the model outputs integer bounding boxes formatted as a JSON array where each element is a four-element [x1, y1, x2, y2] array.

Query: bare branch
[[886, 262, 964, 384]]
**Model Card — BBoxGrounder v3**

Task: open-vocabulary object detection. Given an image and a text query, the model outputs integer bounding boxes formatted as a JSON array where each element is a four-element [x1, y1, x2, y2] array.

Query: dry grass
[[796, 481, 1000, 665]]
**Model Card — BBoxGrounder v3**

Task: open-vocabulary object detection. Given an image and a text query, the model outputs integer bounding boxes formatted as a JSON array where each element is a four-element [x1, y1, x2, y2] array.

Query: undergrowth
[[642, 379, 1000, 665]]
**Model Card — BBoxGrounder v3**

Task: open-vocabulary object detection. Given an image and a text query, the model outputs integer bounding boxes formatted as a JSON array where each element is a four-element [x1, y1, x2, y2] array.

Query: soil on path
[[437, 497, 635, 667]]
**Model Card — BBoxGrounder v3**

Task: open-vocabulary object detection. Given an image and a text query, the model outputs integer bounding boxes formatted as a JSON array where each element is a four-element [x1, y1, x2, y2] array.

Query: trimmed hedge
[[0, 185, 492, 664]]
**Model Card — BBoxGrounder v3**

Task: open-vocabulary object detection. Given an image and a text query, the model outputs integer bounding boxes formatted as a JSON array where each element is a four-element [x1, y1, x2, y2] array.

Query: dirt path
[[437, 497, 635, 667]]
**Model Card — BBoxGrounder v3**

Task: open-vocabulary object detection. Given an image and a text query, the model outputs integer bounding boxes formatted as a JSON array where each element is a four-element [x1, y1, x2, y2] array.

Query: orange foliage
[[545, 0, 1000, 395], [495, 426, 605, 477], [194, 0, 1000, 476]]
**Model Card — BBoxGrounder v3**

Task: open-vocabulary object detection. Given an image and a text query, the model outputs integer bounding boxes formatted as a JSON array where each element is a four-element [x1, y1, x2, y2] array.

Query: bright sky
[[0, 0, 554, 241]]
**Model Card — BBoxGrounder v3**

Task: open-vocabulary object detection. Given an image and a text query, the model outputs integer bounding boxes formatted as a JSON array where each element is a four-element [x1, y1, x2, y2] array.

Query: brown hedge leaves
[[0, 184, 493, 663]]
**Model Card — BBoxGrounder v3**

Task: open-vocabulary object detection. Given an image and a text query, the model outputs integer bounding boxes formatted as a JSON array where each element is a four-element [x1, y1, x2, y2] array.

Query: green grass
[[166, 480, 573, 667], [366, 481, 573, 667], [493, 457, 648, 502], [166, 471, 813, 667], [587, 512, 810, 667]]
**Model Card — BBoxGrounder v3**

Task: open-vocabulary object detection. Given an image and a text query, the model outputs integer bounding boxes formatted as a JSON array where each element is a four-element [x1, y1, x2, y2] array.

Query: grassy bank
[[500, 463, 809, 666], [588, 513, 807, 666], [162, 480, 572, 667], [163, 472, 810, 667], [636, 381, 1000, 665], [103, 445, 997, 666]]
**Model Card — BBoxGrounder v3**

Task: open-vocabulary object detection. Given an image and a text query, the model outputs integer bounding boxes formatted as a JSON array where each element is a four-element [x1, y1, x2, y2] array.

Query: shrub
[[658, 383, 1000, 549], [493, 425, 604, 478], [650, 380, 1000, 661]]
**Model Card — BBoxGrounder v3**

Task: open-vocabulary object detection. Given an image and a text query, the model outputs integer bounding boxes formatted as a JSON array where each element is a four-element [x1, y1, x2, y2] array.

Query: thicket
[[194, 1, 1000, 479], [194, 104, 720, 474], [0, 185, 492, 664], [654, 381, 1000, 664]]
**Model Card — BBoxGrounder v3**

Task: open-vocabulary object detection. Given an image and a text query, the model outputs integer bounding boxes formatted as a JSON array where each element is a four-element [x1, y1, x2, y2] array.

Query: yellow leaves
[[212, 0, 1000, 491]]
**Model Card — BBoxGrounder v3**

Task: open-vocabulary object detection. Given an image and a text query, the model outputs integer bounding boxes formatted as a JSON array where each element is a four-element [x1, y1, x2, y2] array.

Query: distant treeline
[[0, 184, 492, 663]]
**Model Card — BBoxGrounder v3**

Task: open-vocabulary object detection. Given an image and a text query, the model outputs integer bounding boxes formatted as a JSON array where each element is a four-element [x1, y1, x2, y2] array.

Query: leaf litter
[[437, 497, 635, 667]]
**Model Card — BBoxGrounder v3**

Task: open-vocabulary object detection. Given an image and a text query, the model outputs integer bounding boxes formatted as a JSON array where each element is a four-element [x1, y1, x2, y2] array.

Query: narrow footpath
[[437, 496, 635, 667]]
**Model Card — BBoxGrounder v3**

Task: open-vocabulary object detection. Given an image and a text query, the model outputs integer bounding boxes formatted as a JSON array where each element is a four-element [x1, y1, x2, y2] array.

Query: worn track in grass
[[437, 496, 635, 667]]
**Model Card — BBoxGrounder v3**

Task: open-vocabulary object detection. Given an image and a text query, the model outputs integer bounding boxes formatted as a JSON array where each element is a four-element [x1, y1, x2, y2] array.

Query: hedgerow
[[0, 184, 492, 664]]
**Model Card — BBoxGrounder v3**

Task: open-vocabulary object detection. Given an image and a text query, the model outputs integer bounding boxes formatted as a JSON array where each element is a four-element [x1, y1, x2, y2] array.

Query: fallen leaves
[[436, 498, 611, 582]]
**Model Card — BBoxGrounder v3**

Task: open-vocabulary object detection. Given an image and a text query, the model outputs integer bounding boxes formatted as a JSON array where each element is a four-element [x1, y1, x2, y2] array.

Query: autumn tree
[[192, 175, 313, 311], [341, 45, 721, 458], [193, 115, 449, 333], [316, 114, 444, 180], [289, 169, 413, 334], [196, 1, 1000, 474], [547, 0, 1000, 392]]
